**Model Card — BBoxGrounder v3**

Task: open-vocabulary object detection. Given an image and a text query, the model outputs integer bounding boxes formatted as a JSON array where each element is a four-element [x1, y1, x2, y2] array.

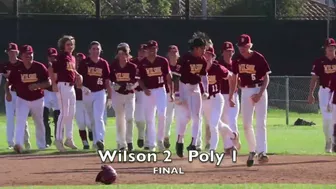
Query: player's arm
[[104, 62, 112, 99], [257, 56, 271, 96], [200, 59, 209, 94], [164, 59, 173, 96], [229, 60, 239, 101], [308, 61, 319, 104]]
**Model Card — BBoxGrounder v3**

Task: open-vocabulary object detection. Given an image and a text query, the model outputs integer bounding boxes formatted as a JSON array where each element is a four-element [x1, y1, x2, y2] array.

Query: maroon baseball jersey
[[0, 60, 23, 92], [110, 62, 138, 94], [138, 56, 170, 89], [75, 87, 83, 101], [8, 61, 49, 101], [78, 58, 110, 92], [130, 57, 143, 92], [52, 52, 76, 84], [232, 51, 271, 87], [207, 62, 229, 98], [311, 56, 336, 88], [174, 52, 207, 85], [218, 59, 233, 94]]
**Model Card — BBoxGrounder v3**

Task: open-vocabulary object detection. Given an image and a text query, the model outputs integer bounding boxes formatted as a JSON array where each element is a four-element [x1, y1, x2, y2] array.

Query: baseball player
[[173, 35, 209, 157], [7, 45, 50, 153], [2, 43, 30, 150], [164, 45, 180, 148], [309, 38, 336, 153], [231, 34, 271, 167], [110, 44, 138, 151], [74, 53, 93, 150], [130, 44, 147, 148], [218, 41, 240, 155], [51, 35, 82, 152], [77, 41, 112, 151], [202, 46, 241, 151], [138, 40, 173, 152], [44, 48, 60, 147], [328, 74, 336, 152]]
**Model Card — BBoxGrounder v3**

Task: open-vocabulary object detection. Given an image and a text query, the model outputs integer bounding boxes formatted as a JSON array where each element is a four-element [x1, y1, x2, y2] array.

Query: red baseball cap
[[206, 46, 216, 57], [222, 41, 234, 51], [76, 53, 86, 60], [20, 45, 33, 54], [6, 42, 18, 52], [147, 40, 158, 48], [324, 38, 336, 47], [47, 48, 58, 57], [237, 34, 252, 47], [168, 45, 179, 52]]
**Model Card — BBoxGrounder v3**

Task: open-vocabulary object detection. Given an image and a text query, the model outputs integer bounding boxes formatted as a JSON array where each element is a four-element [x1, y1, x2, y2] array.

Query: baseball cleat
[[64, 138, 78, 149], [205, 144, 210, 151], [148, 147, 156, 152], [13, 144, 23, 154], [144, 146, 149, 150], [88, 131, 93, 141], [137, 139, 144, 148], [176, 142, 184, 158], [96, 140, 104, 151], [246, 152, 257, 167], [83, 140, 90, 150], [8, 146, 13, 150], [127, 143, 133, 151], [55, 140, 66, 152], [157, 141, 165, 152], [231, 132, 241, 150], [186, 145, 197, 151], [164, 138, 170, 149], [258, 152, 269, 164], [325, 140, 332, 153]]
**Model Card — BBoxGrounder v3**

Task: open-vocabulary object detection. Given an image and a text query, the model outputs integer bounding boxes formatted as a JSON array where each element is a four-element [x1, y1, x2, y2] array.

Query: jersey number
[[97, 78, 103, 85], [251, 74, 256, 81], [158, 76, 164, 84], [212, 85, 218, 92]]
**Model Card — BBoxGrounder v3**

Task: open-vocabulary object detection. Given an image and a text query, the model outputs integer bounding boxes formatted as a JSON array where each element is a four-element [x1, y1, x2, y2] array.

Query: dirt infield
[[0, 153, 336, 186]]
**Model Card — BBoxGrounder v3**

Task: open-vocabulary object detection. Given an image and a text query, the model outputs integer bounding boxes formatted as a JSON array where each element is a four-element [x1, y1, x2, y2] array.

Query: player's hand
[[112, 83, 121, 91], [144, 89, 151, 96], [28, 83, 39, 91], [52, 84, 58, 92], [308, 94, 315, 104], [5, 92, 12, 102], [106, 99, 113, 109], [82, 86, 91, 95], [202, 93, 209, 100], [251, 93, 262, 103], [229, 97, 236, 107]]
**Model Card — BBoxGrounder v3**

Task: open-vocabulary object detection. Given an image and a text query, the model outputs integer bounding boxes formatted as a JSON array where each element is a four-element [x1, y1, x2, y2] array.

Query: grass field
[[0, 109, 335, 188]]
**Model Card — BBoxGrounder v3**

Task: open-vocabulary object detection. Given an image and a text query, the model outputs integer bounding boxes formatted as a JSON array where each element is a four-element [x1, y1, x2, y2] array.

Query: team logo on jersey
[[145, 67, 163, 77], [116, 72, 130, 82], [323, 65, 336, 74], [66, 62, 76, 71], [190, 64, 203, 74], [21, 73, 38, 83], [207, 75, 217, 85], [238, 64, 256, 74], [88, 67, 103, 77]]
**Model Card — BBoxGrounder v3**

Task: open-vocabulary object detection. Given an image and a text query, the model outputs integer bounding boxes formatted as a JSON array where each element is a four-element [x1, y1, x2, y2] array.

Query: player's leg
[[125, 93, 135, 151], [164, 95, 175, 148], [112, 92, 127, 150], [51, 92, 60, 143], [143, 90, 157, 151], [241, 88, 257, 167], [76, 101, 89, 149], [223, 93, 240, 154], [134, 91, 146, 148], [83, 92, 96, 149], [318, 87, 333, 152], [206, 95, 224, 151], [154, 87, 167, 151], [23, 122, 31, 150], [332, 104, 336, 152], [30, 97, 46, 149], [255, 89, 269, 163], [63, 87, 77, 150], [92, 90, 107, 150], [187, 89, 202, 149], [218, 120, 240, 151], [84, 104, 93, 142], [5, 91, 15, 148], [13, 97, 30, 153], [55, 84, 68, 151]]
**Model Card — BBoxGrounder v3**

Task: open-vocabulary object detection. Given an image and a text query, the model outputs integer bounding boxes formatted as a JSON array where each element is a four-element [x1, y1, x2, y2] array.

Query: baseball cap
[[139, 44, 147, 50], [324, 38, 336, 47], [206, 46, 216, 57], [76, 53, 86, 60], [47, 48, 58, 57], [20, 45, 33, 54], [6, 42, 19, 52], [237, 34, 252, 47], [168, 45, 179, 52], [147, 40, 158, 48], [222, 41, 234, 51]]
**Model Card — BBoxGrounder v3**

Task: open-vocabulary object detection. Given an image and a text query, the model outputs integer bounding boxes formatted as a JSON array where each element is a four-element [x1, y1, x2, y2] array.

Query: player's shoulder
[[99, 57, 109, 64], [251, 51, 266, 60], [156, 55, 168, 62], [33, 61, 47, 69], [127, 62, 137, 69], [313, 56, 326, 64]]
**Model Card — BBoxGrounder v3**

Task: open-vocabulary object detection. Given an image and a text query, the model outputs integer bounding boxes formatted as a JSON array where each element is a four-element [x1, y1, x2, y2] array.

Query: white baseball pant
[[112, 91, 135, 149], [83, 89, 106, 144], [319, 87, 333, 143], [44, 90, 59, 110], [222, 93, 240, 149], [143, 87, 167, 148], [241, 87, 268, 153], [15, 97, 45, 149], [55, 82, 76, 141], [75, 100, 92, 130], [176, 81, 202, 145], [165, 95, 175, 138], [135, 91, 146, 140], [5, 90, 30, 147]]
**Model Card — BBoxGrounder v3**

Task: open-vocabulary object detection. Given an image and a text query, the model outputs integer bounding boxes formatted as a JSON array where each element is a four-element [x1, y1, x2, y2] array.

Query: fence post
[[13, 0, 19, 43], [185, 0, 190, 20], [95, 0, 101, 19], [201, 0, 207, 20], [285, 76, 289, 125]]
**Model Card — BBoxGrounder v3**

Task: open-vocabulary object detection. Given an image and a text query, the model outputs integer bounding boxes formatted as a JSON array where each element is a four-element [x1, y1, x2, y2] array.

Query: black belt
[[241, 83, 262, 88], [207, 93, 217, 99], [63, 82, 74, 86]]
